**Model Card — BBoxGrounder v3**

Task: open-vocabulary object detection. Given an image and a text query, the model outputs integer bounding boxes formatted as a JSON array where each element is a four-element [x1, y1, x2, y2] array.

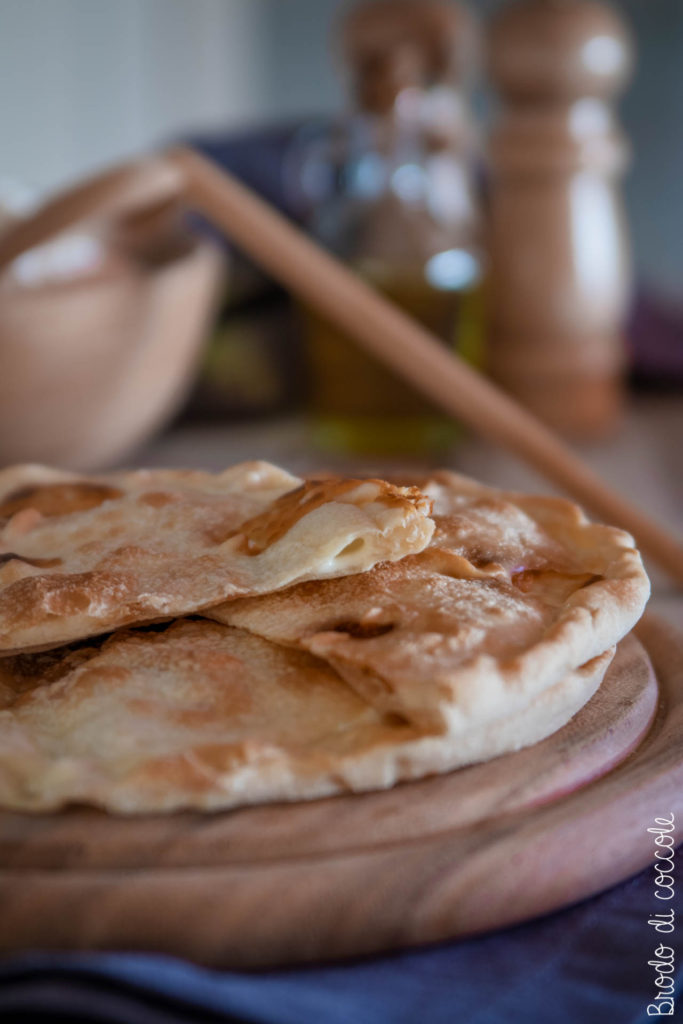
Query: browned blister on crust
[[0, 463, 434, 655]]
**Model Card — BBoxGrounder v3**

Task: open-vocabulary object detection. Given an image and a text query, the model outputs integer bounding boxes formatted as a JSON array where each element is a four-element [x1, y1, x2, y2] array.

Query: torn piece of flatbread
[[0, 618, 612, 813], [209, 471, 649, 732], [0, 463, 433, 655]]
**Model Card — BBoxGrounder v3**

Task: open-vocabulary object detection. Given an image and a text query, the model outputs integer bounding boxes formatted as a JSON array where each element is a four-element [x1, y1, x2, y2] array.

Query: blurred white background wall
[[0, 0, 268, 192]]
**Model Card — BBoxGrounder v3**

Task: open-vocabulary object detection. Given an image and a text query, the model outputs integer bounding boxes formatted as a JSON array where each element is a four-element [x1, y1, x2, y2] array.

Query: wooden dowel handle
[[168, 145, 683, 586]]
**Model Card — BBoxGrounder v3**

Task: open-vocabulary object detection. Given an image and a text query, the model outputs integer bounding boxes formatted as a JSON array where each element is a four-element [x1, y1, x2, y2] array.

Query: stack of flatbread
[[0, 461, 649, 813]]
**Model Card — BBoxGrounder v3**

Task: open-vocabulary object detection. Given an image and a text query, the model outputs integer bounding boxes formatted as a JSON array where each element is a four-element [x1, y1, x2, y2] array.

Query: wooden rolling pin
[[0, 147, 681, 584]]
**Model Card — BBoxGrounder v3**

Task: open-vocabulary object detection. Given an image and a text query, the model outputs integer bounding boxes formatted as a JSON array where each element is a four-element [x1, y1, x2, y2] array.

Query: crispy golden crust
[[0, 463, 434, 655], [209, 471, 650, 731], [0, 619, 611, 813]]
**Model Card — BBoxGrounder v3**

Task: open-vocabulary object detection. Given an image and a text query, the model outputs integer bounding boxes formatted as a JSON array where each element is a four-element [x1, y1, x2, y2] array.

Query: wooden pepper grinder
[[487, 0, 634, 439]]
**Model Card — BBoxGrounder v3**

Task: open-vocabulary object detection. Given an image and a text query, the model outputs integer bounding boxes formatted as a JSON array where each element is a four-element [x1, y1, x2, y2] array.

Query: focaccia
[[0, 463, 433, 655]]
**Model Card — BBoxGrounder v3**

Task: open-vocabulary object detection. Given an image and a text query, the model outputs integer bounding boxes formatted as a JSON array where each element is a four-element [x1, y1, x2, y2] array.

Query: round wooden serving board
[[0, 617, 681, 968]]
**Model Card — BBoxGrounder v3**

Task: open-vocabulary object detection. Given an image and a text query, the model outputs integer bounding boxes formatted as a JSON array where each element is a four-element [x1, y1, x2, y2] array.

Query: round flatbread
[[0, 619, 612, 813]]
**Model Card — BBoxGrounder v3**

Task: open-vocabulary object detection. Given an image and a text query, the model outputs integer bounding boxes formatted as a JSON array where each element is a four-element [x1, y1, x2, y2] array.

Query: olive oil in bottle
[[303, 261, 485, 456], [297, 0, 486, 457]]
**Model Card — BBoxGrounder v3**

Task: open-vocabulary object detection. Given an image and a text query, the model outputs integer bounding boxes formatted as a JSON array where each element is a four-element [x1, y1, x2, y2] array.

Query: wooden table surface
[[131, 392, 683, 625]]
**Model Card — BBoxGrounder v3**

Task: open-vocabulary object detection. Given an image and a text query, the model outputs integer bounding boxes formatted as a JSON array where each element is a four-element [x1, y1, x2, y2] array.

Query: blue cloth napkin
[[1, 862, 680, 1024]]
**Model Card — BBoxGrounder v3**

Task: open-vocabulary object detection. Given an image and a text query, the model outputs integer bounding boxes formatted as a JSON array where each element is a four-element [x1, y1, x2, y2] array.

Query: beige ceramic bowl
[[0, 238, 223, 470]]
